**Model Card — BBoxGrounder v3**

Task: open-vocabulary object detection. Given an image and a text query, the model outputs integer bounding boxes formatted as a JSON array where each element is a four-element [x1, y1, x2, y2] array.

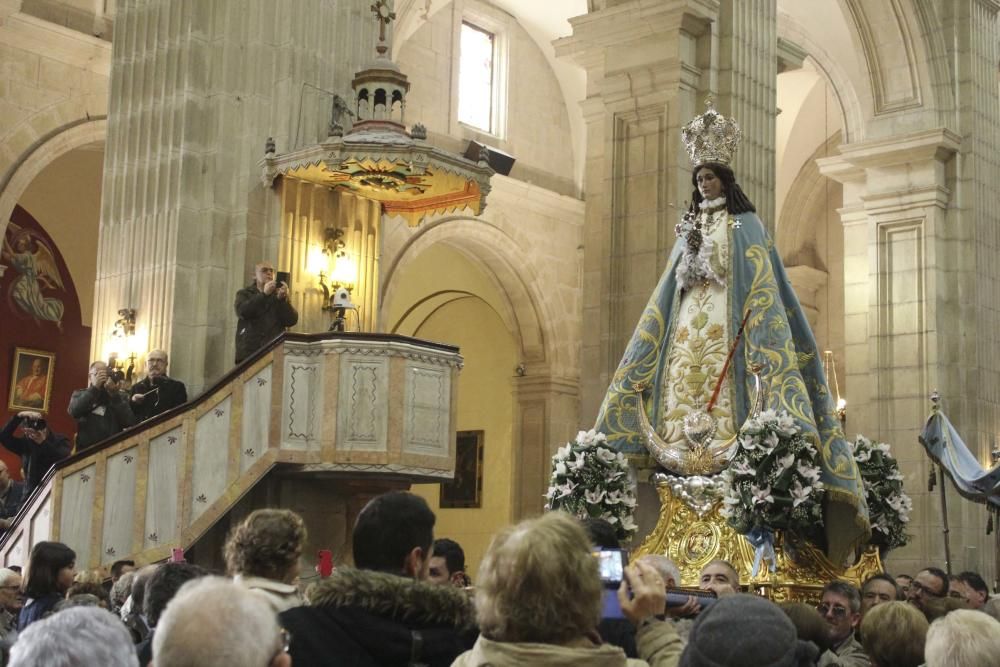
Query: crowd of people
[[0, 491, 991, 666]]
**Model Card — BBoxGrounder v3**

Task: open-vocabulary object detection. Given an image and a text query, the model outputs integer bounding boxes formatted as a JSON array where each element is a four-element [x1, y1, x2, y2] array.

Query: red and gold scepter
[[706, 308, 752, 414]]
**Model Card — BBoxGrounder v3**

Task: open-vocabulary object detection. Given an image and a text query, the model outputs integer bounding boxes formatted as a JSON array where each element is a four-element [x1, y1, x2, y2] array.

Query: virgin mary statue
[[595, 103, 869, 563]]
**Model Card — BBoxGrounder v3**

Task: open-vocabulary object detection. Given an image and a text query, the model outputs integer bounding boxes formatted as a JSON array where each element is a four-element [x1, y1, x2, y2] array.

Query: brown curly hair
[[224, 509, 307, 581]]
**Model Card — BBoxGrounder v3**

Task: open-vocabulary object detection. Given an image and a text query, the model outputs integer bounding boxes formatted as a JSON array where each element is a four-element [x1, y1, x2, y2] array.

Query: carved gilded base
[[633, 481, 883, 602]]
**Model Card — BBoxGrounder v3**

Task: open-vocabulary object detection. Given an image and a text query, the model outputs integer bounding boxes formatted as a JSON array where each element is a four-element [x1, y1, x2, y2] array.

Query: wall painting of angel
[[7, 347, 56, 413], [1, 221, 65, 330]]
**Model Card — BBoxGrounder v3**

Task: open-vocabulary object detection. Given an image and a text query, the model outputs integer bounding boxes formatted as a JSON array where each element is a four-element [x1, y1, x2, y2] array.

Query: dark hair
[[779, 601, 833, 653], [689, 162, 756, 214], [863, 573, 901, 600], [432, 538, 466, 575], [580, 517, 619, 549], [957, 571, 988, 595], [822, 580, 862, 613], [23, 541, 75, 598], [110, 560, 135, 579], [224, 508, 306, 580], [66, 581, 111, 608], [920, 567, 949, 595], [895, 574, 913, 583], [130, 565, 159, 612], [353, 491, 435, 573], [143, 562, 207, 627]]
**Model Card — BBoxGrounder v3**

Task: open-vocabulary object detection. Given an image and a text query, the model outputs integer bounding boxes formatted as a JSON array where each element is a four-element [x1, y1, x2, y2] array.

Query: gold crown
[[681, 100, 742, 167]]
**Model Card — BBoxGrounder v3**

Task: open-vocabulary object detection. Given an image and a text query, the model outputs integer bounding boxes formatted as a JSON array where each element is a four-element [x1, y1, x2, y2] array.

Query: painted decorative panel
[[145, 427, 182, 550], [5, 530, 26, 569], [281, 357, 322, 451], [402, 363, 450, 457], [242, 365, 272, 471], [191, 397, 232, 522], [60, 464, 97, 568], [101, 446, 139, 563], [29, 493, 51, 545], [336, 355, 389, 452]]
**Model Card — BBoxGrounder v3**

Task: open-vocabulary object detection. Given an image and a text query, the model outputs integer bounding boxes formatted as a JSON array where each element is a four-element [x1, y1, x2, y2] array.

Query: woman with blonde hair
[[453, 511, 682, 666], [224, 508, 307, 612], [859, 601, 927, 667]]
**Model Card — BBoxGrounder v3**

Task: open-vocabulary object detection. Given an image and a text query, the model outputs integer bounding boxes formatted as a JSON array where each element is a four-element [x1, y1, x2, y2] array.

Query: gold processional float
[[629, 328, 881, 601]]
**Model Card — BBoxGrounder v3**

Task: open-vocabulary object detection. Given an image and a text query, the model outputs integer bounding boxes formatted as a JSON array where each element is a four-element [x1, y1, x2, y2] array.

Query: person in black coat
[[234, 262, 298, 364], [0, 460, 24, 534], [68, 361, 137, 451], [129, 349, 188, 422], [279, 492, 477, 667], [0, 412, 71, 497]]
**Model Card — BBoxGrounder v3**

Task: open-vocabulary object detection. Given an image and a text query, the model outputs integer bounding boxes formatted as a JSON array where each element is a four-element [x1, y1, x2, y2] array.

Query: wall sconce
[[109, 308, 138, 383], [319, 227, 355, 302]]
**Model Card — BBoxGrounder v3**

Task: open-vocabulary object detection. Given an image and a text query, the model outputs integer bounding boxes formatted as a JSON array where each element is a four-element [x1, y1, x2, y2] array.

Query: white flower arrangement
[[545, 429, 638, 541], [720, 409, 825, 539], [852, 435, 912, 552]]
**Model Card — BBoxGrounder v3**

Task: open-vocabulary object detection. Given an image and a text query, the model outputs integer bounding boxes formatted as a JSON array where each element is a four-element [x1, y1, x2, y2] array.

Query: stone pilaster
[[95, 0, 378, 394], [716, 0, 777, 232], [511, 374, 579, 519], [819, 124, 1000, 580], [555, 0, 720, 424]]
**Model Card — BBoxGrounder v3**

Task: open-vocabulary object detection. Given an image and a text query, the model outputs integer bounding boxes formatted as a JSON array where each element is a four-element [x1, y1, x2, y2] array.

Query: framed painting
[[440, 430, 484, 509], [7, 347, 55, 414]]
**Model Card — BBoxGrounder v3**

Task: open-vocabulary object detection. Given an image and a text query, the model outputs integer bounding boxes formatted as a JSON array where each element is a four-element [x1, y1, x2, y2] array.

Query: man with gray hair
[[0, 568, 21, 641], [8, 606, 137, 667], [129, 349, 188, 422], [817, 581, 867, 667], [153, 576, 290, 667]]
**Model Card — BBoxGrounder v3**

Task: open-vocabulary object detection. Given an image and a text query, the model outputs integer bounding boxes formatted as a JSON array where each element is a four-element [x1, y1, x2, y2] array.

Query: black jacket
[[67, 386, 137, 450], [0, 416, 72, 494], [279, 568, 477, 667], [234, 282, 298, 364], [129, 376, 188, 422]]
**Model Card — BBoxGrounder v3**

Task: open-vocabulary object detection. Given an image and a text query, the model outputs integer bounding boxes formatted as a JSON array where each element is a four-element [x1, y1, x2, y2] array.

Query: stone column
[[716, 0, 777, 232], [95, 0, 378, 394]]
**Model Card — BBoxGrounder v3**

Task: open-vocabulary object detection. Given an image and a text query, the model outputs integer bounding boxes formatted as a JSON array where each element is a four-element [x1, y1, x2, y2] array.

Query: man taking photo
[[0, 411, 71, 497]]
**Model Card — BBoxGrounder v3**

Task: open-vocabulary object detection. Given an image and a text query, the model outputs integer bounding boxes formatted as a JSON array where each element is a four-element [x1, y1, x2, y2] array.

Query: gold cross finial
[[371, 0, 396, 53]]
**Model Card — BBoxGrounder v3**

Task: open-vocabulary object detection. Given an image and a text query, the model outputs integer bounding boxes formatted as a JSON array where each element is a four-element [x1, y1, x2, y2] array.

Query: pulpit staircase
[[0, 333, 461, 571]]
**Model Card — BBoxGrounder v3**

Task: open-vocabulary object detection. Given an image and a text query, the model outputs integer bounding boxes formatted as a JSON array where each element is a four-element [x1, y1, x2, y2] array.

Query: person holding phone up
[[234, 262, 298, 364]]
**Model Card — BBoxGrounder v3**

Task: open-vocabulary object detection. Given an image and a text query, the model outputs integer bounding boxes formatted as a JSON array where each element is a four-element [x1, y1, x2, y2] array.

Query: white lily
[[776, 453, 796, 472], [751, 484, 774, 506], [790, 481, 812, 507]]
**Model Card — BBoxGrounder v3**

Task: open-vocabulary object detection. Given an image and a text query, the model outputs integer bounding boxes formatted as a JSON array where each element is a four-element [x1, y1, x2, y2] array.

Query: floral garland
[[720, 409, 825, 540], [545, 429, 638, 541], [852, 434, 911, 552]]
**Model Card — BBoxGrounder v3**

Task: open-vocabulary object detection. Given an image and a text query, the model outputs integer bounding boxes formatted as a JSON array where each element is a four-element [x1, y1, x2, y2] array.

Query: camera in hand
[[22, 417, 47, 431], [108, 367, 126, 384]]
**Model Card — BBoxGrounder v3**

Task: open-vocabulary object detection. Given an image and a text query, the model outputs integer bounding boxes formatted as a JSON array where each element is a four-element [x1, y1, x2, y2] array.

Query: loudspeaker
[[464, 141, 516, 176]]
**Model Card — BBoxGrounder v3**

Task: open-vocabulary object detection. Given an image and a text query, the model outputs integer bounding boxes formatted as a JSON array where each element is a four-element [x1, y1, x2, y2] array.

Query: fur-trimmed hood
[[280, 567, 478, 667], [307, 567, 476, 629]]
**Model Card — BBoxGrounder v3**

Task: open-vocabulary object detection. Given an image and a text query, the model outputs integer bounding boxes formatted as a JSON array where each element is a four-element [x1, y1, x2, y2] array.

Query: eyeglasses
[[0, 585, 20, 591], [909, 581, 945, 598], [816, 603, 849, 618]]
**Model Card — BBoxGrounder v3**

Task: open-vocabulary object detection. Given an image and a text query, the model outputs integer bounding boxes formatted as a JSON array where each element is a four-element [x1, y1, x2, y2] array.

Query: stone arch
[[778, 132, 843, 262], [0, 116, 107, 242], [777, 13, 860, 142], [381, 216, 553, 371]]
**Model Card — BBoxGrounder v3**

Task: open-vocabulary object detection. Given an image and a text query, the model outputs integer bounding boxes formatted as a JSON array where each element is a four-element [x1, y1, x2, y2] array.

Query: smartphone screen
[[595, 549, 627, 586]]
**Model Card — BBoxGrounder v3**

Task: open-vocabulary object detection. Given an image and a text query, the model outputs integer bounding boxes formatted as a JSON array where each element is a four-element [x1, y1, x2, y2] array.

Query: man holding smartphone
[[234, 262, 298, 364], [0, 411, 71, 496]]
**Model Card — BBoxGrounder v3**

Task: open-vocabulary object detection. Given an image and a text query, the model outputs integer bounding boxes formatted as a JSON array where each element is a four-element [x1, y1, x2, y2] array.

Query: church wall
[[396, 0, 579, 197], [17, 146, 102, 326], [0, 9, 110, 246], [0, 205, 92, 469], [382, 243, 517, 579]]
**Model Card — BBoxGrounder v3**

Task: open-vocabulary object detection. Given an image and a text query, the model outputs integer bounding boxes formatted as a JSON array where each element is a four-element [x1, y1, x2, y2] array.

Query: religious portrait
[[1, 221, 66, 330], [7, 347, 55, 413], [440, 430, 483, 509]]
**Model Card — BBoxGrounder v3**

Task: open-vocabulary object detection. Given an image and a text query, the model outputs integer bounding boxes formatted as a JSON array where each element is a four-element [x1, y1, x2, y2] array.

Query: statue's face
[[696, 167, 723, 201]]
